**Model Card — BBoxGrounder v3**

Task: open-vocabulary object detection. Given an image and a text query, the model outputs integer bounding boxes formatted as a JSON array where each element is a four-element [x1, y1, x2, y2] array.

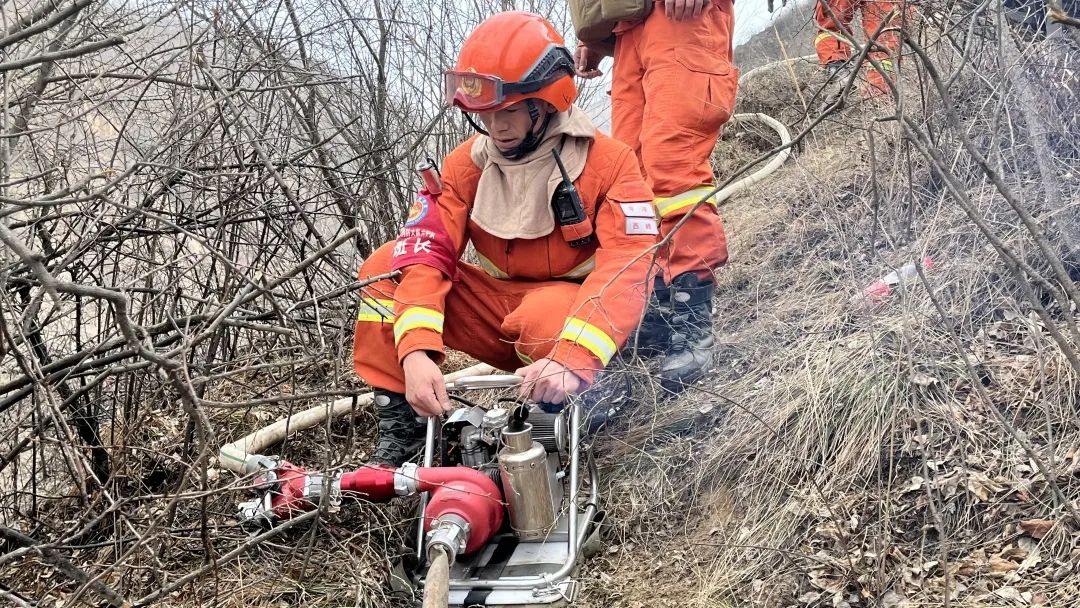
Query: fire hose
[[216, 362, 497, 474], [717, 112, 792, 204]]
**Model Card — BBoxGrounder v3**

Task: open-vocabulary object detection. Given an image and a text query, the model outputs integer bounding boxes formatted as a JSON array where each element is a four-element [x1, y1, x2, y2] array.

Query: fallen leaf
[[993, 586, 1030, 604], [966, 473, 1007, 502], [1019, 546, 1041, 571], [880, 590, 909, 608], [910, 371, 938, 386], [904, 476, 924, 493], [989, 556, 1019, 574], [1019, 519, 1054, 539]]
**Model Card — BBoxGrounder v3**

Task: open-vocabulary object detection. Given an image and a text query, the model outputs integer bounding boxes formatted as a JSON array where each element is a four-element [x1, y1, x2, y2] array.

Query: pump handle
[[445, 375, 523, 391]]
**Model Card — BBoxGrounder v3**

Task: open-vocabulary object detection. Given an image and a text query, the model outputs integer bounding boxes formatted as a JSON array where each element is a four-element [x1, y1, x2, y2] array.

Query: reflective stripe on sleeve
[[357, 298, 395, 323], [559, 318, 617, 366], [393, 307, 444, 344]]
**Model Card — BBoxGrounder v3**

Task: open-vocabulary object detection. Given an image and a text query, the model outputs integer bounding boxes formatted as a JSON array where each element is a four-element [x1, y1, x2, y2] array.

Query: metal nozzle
[[426, 513, 471, 565]]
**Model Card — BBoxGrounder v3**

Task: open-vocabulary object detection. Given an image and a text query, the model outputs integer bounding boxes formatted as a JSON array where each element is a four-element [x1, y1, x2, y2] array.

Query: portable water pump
[[237, 375, 601, 607]]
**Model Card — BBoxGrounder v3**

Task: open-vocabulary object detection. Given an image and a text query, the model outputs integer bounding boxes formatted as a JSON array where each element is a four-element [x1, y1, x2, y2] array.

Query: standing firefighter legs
[[814, 0, 913, 96], [612, 0, 737, 390]]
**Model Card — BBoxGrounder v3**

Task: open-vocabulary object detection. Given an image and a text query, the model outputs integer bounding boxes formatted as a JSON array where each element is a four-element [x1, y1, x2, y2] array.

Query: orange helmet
[[445, 12, 577, 113]]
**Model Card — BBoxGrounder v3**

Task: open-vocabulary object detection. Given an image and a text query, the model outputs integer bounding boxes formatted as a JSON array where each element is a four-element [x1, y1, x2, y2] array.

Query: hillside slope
[[3, 2, 1080, 607], [576, 17, 1080, 608]]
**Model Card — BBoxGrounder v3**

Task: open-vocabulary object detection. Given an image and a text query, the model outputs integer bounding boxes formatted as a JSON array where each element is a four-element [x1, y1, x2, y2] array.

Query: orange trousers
[[611, 0, 737, 283], [353, 242, 581, 393], [815, 0, 909, 90]]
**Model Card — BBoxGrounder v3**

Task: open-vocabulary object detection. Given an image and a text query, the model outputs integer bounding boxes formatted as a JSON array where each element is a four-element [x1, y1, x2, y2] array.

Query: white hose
[[737, 54, 818, 85], [422, 546, 451, 608], [217, 362, 496, 474], [715, 112, 793, 205]]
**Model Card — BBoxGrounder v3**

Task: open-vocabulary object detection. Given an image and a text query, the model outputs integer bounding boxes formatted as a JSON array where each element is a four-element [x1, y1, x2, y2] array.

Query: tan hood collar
[[469, 105, 596, 240]]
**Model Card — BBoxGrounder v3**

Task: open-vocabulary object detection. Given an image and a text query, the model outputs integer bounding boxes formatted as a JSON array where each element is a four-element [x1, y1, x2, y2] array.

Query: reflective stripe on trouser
[[353, 241, 585, 393], [814, 30, 854, 65], [814, 0, 858, 64], [611, 0, 734, 281], [654, 187, 718, 219]]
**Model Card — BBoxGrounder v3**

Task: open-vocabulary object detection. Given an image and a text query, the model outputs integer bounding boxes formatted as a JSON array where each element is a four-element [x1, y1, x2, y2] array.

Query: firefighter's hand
[[402, 351, 452, 417], [575, 44, 604, 79], [664, 0, 707, 21], [515, 359, 583, 405]]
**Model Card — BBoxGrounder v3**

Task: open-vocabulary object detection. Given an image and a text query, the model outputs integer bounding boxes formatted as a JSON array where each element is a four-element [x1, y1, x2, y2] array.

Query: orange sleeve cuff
[[549, 340, 601, 386], [396, 328, 446, 366]]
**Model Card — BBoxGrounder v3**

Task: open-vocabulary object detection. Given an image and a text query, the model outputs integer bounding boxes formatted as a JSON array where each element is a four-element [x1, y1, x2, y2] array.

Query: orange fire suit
[[353, 133, 656, 393], [610, 0, 738, 283], [815, 0, 909, 91]]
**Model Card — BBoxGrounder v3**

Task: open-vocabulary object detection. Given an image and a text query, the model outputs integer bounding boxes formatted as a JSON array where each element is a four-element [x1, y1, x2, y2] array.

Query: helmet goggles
[[444, 44, 574, 111]]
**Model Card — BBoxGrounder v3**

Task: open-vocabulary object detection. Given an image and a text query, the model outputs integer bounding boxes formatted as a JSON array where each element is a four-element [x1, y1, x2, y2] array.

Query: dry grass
[[576, 33, 1080, 607], [6, 9, 1080, 608]]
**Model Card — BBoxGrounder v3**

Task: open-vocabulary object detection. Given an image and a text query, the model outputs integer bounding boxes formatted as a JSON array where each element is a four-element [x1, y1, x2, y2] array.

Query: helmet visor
[[444, 71, 505, 111]]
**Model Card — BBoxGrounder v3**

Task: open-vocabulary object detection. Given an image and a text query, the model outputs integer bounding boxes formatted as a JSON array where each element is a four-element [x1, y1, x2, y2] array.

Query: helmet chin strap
[[464, 112, 489, 136], [464, 99, 553, 160]]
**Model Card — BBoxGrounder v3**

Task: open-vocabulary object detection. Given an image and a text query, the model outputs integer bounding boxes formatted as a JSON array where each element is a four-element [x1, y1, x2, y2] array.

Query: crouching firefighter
[[353, 11, 658, 466]]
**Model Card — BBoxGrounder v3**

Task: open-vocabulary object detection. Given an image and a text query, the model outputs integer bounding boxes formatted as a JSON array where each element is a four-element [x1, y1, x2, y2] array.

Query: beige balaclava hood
[[469, 104, 596, 240]]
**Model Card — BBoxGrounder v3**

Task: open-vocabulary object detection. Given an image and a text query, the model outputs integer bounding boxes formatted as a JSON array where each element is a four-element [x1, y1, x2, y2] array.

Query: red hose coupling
[[338, 465, 397, 501], [266, 462, 316, 519]]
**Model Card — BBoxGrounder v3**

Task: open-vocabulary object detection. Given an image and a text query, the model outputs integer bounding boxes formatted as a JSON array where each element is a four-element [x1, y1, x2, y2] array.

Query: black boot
[[372, 390, 425, 466], [630, 276, 671, 356], [820, 60, 852, 113], [660, 273, 715, 393]]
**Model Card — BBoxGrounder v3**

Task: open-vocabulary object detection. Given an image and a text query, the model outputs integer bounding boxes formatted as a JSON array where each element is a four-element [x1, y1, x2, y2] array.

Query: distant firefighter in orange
[[814, 0, 913, 95]]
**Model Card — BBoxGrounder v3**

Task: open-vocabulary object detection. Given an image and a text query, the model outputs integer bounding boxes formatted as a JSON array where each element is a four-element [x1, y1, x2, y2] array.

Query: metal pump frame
[[417, 374, 601, 596]]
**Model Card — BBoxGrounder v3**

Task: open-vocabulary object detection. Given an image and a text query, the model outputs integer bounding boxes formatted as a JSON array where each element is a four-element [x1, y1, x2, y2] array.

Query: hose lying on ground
[[218, 362, 496, 474], [716, 112, 793, 205], [737, 54, 818, 86]]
